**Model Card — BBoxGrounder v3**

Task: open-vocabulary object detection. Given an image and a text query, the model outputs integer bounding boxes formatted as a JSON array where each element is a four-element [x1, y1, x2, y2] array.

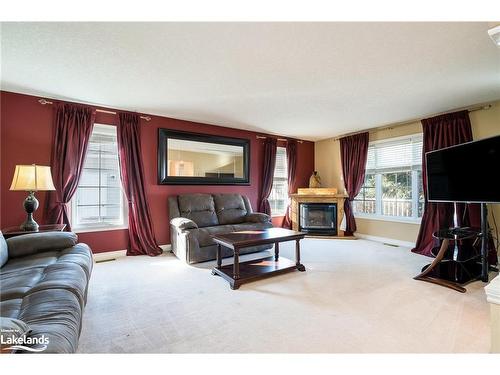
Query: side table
[[1, 224, 67, 239]]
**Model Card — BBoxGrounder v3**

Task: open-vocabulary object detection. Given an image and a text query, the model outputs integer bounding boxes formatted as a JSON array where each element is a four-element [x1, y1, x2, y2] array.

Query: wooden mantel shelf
[[290, 193, 348, 198]]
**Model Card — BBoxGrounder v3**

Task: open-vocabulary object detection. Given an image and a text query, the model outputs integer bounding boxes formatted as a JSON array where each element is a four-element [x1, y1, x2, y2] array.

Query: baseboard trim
[[355, 233, 415, 248], [93, 250, 127, 262], [92, 244, 172, 262]]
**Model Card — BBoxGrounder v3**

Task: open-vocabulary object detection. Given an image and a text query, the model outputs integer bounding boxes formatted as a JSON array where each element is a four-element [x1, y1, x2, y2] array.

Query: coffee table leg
[[233, 248, 240, 280], [216, 243, 222, 269], [274, 241, 279, 261], [295, 239, 305, 271]]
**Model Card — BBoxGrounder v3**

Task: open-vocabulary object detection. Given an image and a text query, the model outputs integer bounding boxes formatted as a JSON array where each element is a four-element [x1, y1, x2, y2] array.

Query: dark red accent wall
[[0, 91, 314, 253]]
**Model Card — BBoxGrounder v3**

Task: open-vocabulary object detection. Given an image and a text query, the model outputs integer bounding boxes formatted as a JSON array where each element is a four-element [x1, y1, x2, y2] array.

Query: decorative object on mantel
[[10, 164, 56, 231], [309, 171, 322, 188], [290, 188, 350, 239]]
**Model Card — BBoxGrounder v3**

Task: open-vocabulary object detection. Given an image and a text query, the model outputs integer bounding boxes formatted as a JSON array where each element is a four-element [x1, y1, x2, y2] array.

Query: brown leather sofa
[[168, 193, 274, 264], [0, 231, 92, 353]]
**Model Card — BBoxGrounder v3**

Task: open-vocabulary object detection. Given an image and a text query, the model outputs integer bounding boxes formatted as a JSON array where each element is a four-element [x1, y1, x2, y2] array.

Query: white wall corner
[[485, 275, 500, 305]]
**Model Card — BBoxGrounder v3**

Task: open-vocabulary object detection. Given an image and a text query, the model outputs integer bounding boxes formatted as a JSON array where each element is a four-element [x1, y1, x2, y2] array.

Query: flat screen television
[[426, 135, 500, 203]]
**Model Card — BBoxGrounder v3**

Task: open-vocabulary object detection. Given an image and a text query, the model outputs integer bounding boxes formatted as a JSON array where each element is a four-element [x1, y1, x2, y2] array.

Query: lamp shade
[[9, 165, 56, 191]]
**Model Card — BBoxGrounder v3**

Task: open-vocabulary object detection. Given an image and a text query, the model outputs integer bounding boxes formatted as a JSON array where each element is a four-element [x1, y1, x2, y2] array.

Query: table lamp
[[9, 164, 56, 231]]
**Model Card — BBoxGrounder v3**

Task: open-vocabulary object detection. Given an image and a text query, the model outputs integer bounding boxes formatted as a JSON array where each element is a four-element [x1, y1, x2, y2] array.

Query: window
[[269, 147, 288, 216], [353, 134, 424, 222], [71, 124, 127, 231]]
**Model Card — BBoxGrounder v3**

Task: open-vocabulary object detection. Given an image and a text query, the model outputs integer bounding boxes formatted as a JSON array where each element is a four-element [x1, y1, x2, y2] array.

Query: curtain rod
[[256, 135, 304, 143], [331, 103, 493, 141], [38, 99, 152, 122]]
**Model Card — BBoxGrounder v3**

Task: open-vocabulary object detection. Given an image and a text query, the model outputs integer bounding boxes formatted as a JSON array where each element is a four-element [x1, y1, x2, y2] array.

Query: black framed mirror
[[158, 129, 250, 185]]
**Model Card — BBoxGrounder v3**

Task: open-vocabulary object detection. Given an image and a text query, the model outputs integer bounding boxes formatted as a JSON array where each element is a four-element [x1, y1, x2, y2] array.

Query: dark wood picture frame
[[158, 128, 250, 185]]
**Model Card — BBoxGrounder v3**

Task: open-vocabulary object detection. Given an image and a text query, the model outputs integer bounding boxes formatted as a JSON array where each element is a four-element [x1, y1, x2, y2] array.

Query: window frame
[[71, 123, 128, 233], [269, 146, 289, 217], [353, 133, 423, 225]]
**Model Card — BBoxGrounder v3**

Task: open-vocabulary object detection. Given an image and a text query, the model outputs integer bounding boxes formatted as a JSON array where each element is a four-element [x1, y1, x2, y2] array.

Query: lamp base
[[20, 191, 39, 232]]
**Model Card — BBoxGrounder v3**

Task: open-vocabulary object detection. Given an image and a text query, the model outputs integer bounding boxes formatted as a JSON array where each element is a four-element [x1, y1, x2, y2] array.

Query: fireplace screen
[[299, 203, 337, 235]]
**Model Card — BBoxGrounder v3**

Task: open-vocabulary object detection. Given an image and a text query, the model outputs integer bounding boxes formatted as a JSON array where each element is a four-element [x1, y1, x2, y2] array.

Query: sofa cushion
[[213, 194, 248, 225], [178, 194, 219, 227], [191, 225, 235, 248], [245, 213, 271, 223], [18, 289, 82, 353], [0, 250, 60, 274], [0, 267, 46, 301], [29, 262, 88, 309], [231, 222, 274, 232], [0, 231, 7, 268], [0, 298, 23, 319], [6, 232, 78, 259]]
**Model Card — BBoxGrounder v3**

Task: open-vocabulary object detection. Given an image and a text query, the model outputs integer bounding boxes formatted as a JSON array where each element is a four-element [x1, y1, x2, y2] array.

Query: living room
[[1, 2, 500, 373]]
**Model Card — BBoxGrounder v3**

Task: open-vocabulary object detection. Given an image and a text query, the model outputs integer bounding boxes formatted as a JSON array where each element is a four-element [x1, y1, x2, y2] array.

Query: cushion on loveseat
[[213, 193, 248, 224], [178, 194, 219, 227]]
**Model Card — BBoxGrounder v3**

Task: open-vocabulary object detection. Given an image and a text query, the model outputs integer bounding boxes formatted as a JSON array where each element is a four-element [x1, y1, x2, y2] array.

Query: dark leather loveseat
[[168, 193, 274, 264], [0, 231, 92, 353]]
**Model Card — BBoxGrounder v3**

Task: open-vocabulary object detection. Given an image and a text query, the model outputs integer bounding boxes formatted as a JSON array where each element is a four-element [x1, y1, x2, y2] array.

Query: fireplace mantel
[[290, 190, 348, 238]]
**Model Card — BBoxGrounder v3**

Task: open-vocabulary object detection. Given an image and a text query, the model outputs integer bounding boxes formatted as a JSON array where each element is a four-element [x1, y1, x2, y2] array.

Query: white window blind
[[71, 124, 127, 231], [269, 147, 288, 216], [366, 134, 423, 173]]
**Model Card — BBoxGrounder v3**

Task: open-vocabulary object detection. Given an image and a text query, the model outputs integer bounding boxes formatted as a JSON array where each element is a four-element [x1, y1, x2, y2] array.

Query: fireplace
[[299, 203, 337, 235]]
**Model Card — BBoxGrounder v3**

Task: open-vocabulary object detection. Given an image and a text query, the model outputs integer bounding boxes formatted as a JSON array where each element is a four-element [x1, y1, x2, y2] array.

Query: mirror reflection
[[167, 139, 244, 178]]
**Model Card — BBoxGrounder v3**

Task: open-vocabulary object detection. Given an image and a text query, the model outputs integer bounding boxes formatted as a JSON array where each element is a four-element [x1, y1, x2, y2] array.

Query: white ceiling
[[1, 22, 499, 141]]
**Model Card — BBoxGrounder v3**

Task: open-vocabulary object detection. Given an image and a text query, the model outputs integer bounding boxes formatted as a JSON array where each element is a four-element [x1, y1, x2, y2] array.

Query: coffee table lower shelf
[[211, 256, 305, 290]]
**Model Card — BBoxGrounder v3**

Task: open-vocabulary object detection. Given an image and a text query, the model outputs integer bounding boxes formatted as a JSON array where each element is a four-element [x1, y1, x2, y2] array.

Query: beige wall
[[315, 101, 500, 243]]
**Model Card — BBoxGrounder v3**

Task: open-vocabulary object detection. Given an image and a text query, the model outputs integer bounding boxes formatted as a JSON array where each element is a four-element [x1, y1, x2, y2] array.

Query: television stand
[[414, 227, 484, 293]]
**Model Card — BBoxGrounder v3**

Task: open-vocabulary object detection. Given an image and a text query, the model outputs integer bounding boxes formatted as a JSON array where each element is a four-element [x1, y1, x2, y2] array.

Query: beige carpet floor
[[77, 238, 494, 353]]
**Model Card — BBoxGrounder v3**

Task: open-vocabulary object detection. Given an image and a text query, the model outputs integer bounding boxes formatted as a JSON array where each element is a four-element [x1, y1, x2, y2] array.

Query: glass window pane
[[79, 168, 99, 187], [356, 134, 423, 219], [101, 187, 122, 206], [101, 169, 120, 188], [75, 206, 100, 225], [76, 187, 99, 206], [269, 147, 288, 216], [382, 171, 412, 217], [353, 173, 375, 214], [72, 124, 125, 228]]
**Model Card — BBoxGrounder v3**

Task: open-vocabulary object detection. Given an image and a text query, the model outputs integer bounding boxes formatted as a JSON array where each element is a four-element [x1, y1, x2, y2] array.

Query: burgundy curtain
[[117, 113, 162, 256], [412, 111, 473, 257], [259, 138, 277, 215], [45, 103, 95, 230], [340, 132, 369, 235], [282, 140, 298, 228]]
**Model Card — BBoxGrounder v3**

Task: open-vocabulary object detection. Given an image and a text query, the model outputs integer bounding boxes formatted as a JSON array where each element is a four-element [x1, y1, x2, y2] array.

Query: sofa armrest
[[170, 217, 199, 230], [245, 212, 271, 223], [6, 232, 78, 259]]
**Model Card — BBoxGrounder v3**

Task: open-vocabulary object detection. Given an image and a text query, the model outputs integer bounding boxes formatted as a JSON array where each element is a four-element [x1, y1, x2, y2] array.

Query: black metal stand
[[480, 203, 489, 282]]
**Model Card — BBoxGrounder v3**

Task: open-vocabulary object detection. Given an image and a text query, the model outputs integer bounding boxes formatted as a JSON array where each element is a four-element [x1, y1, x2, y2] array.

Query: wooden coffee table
[[211, 228, 306, 290]]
